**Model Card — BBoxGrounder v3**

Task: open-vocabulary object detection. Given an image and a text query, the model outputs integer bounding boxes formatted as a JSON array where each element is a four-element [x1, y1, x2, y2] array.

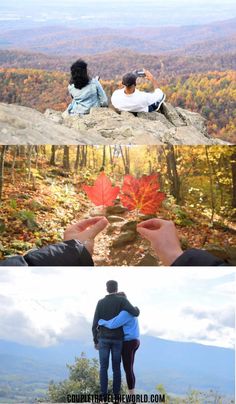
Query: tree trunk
[[63, 146, 70, 170], [35, 146, 39, 170], [119, 146, 130, 174], [0, 146, 7, 201], [156, 146, 165, 191], [125, 147, 130, 173], [11, 146, 17, 184], [27, 145, 33, 181], [231, 149, 236, 209], [166, 145, 181, 203], [74, 146, 80, 171], [109, 146, 113, 166], [80, 146, 88, 168], [92, 147, 96, 170], [205, 146, 215, 223], [50, 145, 57, 166], [102, 146, 106, 168]]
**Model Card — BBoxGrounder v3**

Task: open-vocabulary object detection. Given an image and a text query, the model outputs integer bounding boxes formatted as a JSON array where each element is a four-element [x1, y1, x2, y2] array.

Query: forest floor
[[1, 168, 236, 266]]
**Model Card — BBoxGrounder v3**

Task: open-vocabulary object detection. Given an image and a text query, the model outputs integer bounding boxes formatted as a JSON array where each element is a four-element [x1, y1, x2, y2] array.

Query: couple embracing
[[92, 280, 140, 400]]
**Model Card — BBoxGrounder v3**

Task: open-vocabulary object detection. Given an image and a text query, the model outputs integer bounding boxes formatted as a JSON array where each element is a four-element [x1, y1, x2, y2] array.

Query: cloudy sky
[[0, 267, 234, 350]]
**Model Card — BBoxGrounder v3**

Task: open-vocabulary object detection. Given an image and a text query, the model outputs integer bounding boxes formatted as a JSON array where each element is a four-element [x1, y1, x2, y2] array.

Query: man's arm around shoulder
[[121, 298, 140, 317], [92, 301, 100, 346]]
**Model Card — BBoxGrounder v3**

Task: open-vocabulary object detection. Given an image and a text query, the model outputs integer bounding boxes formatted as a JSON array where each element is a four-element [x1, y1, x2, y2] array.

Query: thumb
[[137, 226, 153, 241], [88, 218, 108, 238]]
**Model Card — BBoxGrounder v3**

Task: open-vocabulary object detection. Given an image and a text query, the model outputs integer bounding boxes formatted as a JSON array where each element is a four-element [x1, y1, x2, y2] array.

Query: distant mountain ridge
[[0, 335, 234, 398], [0, 18, 236, 56], [0, 46, 236, 80], [1, 40, 235, 78]]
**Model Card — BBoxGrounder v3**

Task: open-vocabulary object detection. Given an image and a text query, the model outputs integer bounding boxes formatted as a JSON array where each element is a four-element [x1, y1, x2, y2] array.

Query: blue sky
[[0, 268, 234, 349]]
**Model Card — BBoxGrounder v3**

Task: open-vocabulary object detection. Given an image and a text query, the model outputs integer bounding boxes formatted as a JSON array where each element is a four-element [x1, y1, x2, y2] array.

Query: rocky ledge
[[0, 102, 229, 145]]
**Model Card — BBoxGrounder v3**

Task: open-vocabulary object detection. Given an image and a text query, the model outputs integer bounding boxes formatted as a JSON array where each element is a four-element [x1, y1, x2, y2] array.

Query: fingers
[[144, 69, 153, 80], [136, 226, 153, 240], [88, 217, 109, 238], [75, 217, 108, 231], [137, 218, 168, 230], [137, 219, 176, 242]]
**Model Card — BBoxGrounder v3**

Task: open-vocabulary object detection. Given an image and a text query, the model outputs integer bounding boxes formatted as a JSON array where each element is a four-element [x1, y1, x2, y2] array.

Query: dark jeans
[[148, 93, 166, 112], [98, 338, 123, 396], [122, 339, 140, 390]]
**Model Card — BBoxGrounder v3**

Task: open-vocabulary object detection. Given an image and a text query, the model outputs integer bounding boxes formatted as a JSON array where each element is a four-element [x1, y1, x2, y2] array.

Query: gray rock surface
[[120, 221, 138, 233], [136, 253, 159, 266], [107, 215, 126, 223], [112, 230, 137, 247], [106, 205, 128, 215], [0, 102, 229, 145]]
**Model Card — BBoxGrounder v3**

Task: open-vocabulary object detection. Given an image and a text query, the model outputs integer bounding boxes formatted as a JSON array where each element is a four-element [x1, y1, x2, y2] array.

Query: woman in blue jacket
[[98, 292, 140, 394], [66, 59, 108, 115]]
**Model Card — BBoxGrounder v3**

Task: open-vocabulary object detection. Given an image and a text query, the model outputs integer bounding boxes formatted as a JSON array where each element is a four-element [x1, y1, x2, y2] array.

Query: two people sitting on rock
[[66, 60, 165, 115], [111, 69, 165, 114], [66, 59, 108, 115]]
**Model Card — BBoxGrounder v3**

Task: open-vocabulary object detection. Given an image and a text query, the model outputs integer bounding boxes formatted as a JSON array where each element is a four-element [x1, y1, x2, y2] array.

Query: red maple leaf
[[120, 174, 165, 214], [82, 172, 120, 207]]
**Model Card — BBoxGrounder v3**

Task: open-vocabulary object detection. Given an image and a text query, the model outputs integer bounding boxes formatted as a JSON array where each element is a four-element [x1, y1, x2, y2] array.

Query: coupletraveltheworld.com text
[[67, 394, 166, 403]]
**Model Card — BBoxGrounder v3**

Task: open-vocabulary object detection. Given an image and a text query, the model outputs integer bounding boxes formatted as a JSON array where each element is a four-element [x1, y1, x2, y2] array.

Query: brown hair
[[106, 280, 118, 293]]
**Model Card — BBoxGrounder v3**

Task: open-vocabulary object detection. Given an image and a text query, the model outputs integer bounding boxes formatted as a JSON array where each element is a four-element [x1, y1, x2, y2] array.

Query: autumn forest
[[0, 145, 235, 266]]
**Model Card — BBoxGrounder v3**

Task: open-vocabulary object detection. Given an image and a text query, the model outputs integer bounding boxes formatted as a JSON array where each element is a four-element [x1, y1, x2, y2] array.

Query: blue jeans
[[98, 338, 123, 396]]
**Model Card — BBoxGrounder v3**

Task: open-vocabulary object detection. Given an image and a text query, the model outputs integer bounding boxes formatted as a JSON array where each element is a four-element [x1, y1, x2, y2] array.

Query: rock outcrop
[[0, 102, 229, 145]]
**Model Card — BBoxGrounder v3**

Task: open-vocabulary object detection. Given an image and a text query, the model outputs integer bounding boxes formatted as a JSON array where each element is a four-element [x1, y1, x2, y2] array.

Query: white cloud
[[0, 268, 234, 349]]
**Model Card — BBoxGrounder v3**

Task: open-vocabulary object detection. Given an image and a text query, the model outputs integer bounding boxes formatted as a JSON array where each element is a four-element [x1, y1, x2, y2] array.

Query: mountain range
[[0, 336, 234, 402], [0, 17, 235, 81], [0, 18, 236, 56]]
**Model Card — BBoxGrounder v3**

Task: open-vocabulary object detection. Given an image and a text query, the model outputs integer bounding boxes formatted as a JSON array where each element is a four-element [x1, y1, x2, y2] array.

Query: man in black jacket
[[92, 280, 139, 399]]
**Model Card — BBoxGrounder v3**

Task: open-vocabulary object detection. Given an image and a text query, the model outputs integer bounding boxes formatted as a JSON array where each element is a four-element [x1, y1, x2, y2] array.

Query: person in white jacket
[[111, 69, 165, 113]]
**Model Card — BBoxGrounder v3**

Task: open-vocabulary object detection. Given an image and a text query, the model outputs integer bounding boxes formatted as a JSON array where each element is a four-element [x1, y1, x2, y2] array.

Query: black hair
[[70, 59, 90, 89], [116, 291, 127, 298], [122, 73, 137, 87], [106, 280, 118, 294]]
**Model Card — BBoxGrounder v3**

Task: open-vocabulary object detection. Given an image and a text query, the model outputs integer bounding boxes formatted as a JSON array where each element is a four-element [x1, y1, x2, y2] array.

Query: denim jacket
[[67, 78, 108, 115]]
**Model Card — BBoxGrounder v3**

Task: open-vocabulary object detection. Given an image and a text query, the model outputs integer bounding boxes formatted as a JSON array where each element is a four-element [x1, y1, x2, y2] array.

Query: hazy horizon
[[1, 0, 236, 30]]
